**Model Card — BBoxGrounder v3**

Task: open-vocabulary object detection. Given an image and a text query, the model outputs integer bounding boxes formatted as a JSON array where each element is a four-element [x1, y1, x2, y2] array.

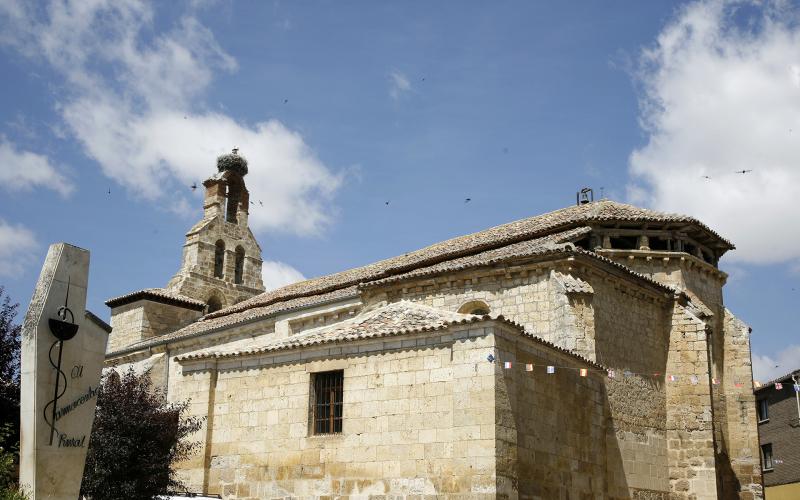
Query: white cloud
[[0, 0, 341, 235], [0, 219, 38, 277], [261, 260, 306, 291], [752, 344, 800, 382], [389, 70, 411, 100], [0, 138, 73, 196], [629, 0, 800, 265]]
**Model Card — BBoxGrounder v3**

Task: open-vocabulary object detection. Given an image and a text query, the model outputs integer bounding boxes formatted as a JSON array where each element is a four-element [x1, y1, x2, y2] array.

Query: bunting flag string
[[486, 354, 758, 387]]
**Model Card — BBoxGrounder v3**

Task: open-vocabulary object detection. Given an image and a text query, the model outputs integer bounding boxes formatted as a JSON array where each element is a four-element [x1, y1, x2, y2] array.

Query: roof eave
[[105, 291, 206, 311]]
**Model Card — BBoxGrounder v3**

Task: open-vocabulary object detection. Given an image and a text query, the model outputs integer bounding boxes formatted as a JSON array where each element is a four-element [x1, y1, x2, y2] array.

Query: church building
[[105, 152, 763, 499]]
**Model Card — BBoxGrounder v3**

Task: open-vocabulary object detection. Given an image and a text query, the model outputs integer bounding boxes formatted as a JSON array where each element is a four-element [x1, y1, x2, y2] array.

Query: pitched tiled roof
[[107, 286, 360, 356], [361, 227, 588, 288], [105, 288, 206, 310], [551, 271, 594, 294], [361, 232, 675, 296], [207, 200, 729, 320], [176, 301, 605, 370]]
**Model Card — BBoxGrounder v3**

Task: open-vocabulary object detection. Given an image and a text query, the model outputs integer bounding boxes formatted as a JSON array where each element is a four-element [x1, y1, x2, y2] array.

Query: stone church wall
[[583, 272, 672, 498], [493, 331, 607, 499], [169, 321, 610, 499], [373, 265, 555, 340], [719, 310, 762, 499], [172, 324, 501, 498], [665, 304, 718, 499], [107, 300, 202, 352], [372, 261, 677, 499], [599, 251, 762, 498]]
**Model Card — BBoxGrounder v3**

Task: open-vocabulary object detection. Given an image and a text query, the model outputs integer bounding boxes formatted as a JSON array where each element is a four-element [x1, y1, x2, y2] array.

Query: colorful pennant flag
[[775, 382, 783, 390], [580, 368, 588, 377], [794, 384, 800, 393], [734, 382, 743, 388], [504, 361, 512, 369], [546, 366, 555, 374], [668, 375, 678, 382], [608, 370, 615, 379], [712, 378, 720, 385], [525, 363, 533, 372], [690, 375, 698, 385], [754, 381, 762, 388]]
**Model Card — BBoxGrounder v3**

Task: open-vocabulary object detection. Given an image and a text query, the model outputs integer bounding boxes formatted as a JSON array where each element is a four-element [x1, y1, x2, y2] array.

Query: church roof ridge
[[176, 300, 606, 371], [207, 200, 704, 320]]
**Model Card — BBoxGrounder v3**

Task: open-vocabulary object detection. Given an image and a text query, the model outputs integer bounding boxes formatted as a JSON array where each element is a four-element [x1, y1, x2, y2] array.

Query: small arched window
[[207, 295, 222, 313], [234, 246, 245, 284], [214, 240, 225, 278], [458, 300, 491, 316]]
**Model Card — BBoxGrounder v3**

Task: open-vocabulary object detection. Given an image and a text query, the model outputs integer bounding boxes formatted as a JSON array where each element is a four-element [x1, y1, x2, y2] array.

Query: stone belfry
[[166, 149, 265, 312]]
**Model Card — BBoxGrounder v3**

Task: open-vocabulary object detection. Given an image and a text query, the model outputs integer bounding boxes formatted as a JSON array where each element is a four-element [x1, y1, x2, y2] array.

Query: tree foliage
[[0, 288, 23, 499], [0, 287, 21, 435], [80, 368, 203, 500]]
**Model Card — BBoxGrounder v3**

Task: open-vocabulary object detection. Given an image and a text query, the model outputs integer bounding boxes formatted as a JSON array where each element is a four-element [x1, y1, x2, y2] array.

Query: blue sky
[[0, 0, 798, 381]]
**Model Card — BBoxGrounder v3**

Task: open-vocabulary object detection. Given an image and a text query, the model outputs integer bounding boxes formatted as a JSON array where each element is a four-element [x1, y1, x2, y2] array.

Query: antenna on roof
[[576, 187, 594, 206]]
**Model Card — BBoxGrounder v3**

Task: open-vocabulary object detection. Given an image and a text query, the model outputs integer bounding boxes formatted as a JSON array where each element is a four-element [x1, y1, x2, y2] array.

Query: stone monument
[[19, 243, 110, 499]]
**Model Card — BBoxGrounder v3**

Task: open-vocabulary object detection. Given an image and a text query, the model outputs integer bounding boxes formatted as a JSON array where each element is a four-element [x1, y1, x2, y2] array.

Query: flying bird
[[385, 201, 390, 206], [701, 175, 712, 180], [284, 99, 289, 104], [191, 183, 197, 191], [734, 170, 753, 174], [107, 188, 111, 195], [465, 198, 471, 203], [259, 200, 263, 207]]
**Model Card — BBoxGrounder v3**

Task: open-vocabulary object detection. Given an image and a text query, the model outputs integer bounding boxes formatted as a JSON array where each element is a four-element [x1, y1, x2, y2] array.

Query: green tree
[[0, 287, 21, 447], [80, 368, 202, 500], [0, 288, 24, 499]]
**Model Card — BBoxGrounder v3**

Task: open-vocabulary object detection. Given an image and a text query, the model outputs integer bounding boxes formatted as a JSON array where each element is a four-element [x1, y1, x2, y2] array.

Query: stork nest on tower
[[217, 151, 248, 176]]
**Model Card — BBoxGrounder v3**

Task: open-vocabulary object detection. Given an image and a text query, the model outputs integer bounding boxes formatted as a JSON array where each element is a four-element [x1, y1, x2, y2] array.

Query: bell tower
[[166, 149, 265, 312]]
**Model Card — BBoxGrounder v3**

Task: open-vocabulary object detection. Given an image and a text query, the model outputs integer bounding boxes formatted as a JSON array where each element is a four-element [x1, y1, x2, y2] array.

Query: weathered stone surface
[[107, 161, 265, 353], [104, 181, 762, 499]]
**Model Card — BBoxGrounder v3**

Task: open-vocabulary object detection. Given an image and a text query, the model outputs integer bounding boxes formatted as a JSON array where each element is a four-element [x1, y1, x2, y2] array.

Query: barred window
[[313, 370, 343, 434]]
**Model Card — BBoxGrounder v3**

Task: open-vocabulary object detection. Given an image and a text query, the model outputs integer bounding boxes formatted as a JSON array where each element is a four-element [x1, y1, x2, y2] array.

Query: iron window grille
[[313, 370, 343, 435]]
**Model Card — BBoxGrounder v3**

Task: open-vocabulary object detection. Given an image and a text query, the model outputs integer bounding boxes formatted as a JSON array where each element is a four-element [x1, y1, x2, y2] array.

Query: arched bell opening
[[234, 246, 245, 285], [213, 240, 226, 279]]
